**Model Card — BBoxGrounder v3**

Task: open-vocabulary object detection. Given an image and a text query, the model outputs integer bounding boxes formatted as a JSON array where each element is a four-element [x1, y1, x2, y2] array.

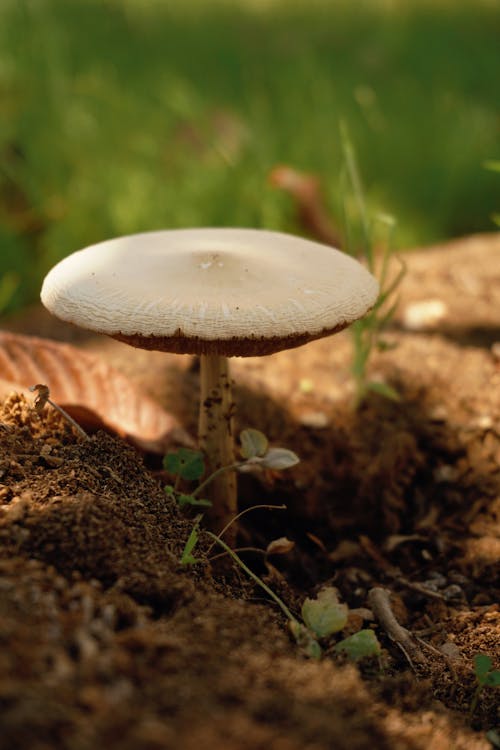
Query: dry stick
[[389, 574, 445, 602], [29, 384, 89, 441], [359, 535, 445, 601], [368, 587, 426, 669]]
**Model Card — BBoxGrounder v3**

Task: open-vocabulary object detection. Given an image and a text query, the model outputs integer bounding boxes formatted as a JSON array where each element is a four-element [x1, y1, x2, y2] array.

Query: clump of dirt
[[0, 234, 499, 749]]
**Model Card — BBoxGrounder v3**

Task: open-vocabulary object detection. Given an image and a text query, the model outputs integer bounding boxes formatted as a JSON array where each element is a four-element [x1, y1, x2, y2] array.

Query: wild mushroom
[[41, 228, 379, 536]]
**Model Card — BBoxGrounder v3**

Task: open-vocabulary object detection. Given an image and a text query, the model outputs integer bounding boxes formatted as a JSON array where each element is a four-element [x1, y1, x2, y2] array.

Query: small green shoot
[[470, 653, 500, 716], [240, 427, 268, 459], [164, 447, 205, 482], [164, 429, 299, 511], [164, 448, 211, 508], [302, 587, 348, 638], [334, 629, 381, 662], [340, 123, 406, 405], [180, 516, 203, 566], [170, 428, 299, 571], [288, 621, 322, 660], [183, 524, 379, 664]]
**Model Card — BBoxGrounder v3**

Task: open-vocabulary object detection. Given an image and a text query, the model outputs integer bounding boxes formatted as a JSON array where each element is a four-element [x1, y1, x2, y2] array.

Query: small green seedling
[[180, 516, 203, 566], [168, 428, 299, 562], [470, 653, 500, 716], [164, 448, 211, 508], [288, 621, 323, 660], [164, 447, 205, 483], [334, 629, 381, 662], [294, 587, 381, 662], [339, 123, 406, 404], [164, 428, 299, 512], [302, 587, 348, 638]]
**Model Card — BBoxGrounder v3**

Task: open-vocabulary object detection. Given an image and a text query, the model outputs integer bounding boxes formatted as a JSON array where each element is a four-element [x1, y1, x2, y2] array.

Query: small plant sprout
[[470, 653, 500, 717], [179, 515, 204, 566], [334, 629, 381, 662], [41, 228, 378, 538], [301, 587, 348, 639], [164, 428, 299, 513], [339, 123, 406, 403], [293, 587, 381, 661]]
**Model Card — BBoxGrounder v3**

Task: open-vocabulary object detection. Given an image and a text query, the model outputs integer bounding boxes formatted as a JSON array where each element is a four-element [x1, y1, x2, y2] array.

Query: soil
[[0, 232, 499, 749]]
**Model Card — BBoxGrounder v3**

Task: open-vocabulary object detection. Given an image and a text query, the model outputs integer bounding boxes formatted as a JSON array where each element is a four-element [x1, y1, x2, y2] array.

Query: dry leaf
[[0, 331, 191, 453], [266, 537, 295, 556]]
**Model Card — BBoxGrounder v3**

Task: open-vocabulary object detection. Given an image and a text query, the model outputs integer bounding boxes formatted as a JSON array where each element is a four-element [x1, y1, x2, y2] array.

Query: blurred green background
[[0, 0, 498, 314]]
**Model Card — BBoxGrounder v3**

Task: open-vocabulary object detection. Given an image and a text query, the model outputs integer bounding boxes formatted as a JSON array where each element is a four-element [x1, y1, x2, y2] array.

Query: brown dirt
[[0, 233, 499, 749]]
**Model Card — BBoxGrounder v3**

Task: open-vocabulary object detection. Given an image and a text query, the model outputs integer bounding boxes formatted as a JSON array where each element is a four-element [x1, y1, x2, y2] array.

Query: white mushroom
[[41, 228, 379, 537]]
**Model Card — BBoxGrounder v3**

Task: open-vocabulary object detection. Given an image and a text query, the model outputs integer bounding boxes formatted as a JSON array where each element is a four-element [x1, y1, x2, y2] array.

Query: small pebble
[[402, 299, 448, 330], [471, 414, 493, 431], [299, 411, 329, 429]]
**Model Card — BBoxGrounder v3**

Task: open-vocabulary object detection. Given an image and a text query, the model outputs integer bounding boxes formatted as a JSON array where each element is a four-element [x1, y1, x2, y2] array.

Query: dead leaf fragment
[[266, 537, 295, 556], [0, 331, 190, 453]]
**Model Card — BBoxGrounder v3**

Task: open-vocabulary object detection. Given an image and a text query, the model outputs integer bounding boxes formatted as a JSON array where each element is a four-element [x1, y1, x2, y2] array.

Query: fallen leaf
[[266, 537, 295, 556], [302, 587, 348, 638], [0, 331, 191, 453]]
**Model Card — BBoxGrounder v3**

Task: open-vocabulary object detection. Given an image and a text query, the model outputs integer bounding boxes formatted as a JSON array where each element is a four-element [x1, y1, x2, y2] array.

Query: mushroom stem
[[198, 353, 237, 540]]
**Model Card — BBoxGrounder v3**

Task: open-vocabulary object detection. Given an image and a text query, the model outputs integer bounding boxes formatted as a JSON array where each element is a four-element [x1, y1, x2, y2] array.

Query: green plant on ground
[[164, 428, 299, 513], [166, 434, 379, 661], [339, 123, 406, 404], [470, 654, 500, 717], [293, 586, 381, 661], [164, 427, 298, 562], [207, 539, 381, 662]]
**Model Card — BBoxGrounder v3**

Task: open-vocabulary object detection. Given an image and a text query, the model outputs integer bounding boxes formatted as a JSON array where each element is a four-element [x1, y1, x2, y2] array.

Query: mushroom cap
[[41, 228, 379, 356]]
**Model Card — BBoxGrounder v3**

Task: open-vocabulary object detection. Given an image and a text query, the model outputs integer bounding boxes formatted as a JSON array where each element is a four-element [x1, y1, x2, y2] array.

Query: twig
[[390, 574, 446, 601], [30, 384, 89, 441], [368, 587, 426, 668]]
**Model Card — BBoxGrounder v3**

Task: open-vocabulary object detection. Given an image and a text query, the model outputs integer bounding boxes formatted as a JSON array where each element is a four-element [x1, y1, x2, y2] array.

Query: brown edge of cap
[[112, 321, 352, 357]]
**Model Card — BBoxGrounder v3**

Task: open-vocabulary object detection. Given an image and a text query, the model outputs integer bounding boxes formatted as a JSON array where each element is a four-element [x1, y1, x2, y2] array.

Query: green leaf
[[164, 449, 205, 481], [334, 629, 381, 661], [474, 653, 493, 680], [258, 448, 300, 471], [163, 452, 180, 475], [301, 587, 348, 638], [288, 620, 322, 660], [240, 428, 268, 459], [180, 525, 201, 565], [367, 380, 401, 402], [485, 670, 500, 687]]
